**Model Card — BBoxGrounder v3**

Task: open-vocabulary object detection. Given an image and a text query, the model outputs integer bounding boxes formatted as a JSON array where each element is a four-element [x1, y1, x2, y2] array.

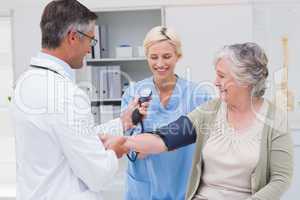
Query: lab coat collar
[[30, 52, 75, 81]]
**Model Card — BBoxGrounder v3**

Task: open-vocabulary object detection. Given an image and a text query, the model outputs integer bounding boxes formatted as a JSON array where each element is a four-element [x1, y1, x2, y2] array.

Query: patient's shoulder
[[187, 98, 221, 126]]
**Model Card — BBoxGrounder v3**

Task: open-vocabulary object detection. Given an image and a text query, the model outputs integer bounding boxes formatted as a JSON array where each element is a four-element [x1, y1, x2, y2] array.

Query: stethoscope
[[30, 65, 63, 76], [127, 88, 152, 162]]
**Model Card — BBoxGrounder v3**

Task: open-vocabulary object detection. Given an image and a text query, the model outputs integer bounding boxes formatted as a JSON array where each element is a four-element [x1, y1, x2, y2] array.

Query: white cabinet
[[0, 15, 14, 138], [0, 138, 16, 199], [76, 8, 163, 124], [0, 14, 16, 200], [165, 5, 253, 85]]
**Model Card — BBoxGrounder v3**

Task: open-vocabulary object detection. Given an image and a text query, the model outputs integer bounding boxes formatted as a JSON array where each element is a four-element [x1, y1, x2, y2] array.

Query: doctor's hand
[[124, 134, 168, 155], [120, 96, 150, 131], [99, 134, 129, 158]]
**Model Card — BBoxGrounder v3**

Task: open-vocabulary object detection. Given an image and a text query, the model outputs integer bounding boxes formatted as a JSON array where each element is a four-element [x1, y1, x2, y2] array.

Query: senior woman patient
[[124, 42, 294, 200]]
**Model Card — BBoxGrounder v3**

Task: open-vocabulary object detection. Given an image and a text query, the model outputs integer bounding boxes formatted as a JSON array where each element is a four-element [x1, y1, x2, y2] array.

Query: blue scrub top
[[121, 76, 211, 200]]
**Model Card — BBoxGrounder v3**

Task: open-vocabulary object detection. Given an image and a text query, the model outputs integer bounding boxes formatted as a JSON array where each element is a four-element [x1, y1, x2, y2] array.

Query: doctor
[[11, 0, 147, 199]]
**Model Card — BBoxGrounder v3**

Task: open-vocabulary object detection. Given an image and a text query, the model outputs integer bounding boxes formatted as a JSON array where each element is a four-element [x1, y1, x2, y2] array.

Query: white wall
[[1, 0, 299, 199], [2, 0, 253, 81], [2, 0, 51, 81], [1, 2, 52, 199], [0, 13, 15, 199], [6, 0, 298, 82], [166, 4, 253, 84], [252, 2, 300, 129]]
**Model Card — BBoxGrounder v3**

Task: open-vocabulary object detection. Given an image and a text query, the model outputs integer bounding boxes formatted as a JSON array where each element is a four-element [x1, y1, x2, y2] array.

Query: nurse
[[121, 26, 211, 200]]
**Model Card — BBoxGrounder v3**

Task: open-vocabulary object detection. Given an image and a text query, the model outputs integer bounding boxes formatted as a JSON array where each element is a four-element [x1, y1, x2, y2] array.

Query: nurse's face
[[147, 41, 179, 81]]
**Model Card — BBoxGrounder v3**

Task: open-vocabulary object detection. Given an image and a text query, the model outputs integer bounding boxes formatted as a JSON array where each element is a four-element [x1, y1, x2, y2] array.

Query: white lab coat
[[12, 54, 123, 200]]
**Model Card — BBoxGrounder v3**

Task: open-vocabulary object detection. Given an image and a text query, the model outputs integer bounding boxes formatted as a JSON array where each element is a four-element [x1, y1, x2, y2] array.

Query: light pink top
[[194, 101, 268, 200]]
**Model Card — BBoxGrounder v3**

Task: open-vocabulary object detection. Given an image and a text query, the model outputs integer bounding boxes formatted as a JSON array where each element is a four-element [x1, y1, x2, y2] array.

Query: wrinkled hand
[[99, 134, 129, 158], [124, 134, 167, 155], [120, 96, 150, 131]]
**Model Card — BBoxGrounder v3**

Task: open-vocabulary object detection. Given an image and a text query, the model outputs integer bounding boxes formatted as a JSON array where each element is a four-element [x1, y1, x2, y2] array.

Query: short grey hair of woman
[[214, 42, 269, 97]]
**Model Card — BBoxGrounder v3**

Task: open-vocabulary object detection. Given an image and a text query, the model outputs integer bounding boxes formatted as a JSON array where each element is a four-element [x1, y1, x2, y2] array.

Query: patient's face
[[146, 40, 179, 82], [214, 58, 250, 104]]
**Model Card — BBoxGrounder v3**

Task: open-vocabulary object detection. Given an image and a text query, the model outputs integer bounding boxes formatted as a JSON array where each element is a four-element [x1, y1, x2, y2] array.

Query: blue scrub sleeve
[[121, 88, 132, 111], [154, 116, 197, 151]]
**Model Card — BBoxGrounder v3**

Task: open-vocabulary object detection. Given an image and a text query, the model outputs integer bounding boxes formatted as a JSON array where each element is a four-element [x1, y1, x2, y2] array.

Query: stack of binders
[[79, 65, 122, 125], [97, 65, 122, 100], [98, 65, 122, 124], [87, 24, 109, 59]]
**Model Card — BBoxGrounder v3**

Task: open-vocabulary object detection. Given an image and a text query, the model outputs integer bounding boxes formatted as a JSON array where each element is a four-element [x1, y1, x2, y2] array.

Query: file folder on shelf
[[100, 104, 114, 124], [98, 66, 109, 100], [92, 25, 101, 59], [107, 65, 122, 99], [99, 24, 109, 58], [113, 105, 121, 119], [91, 67, 100, 101], [91, 103, 100, 124]]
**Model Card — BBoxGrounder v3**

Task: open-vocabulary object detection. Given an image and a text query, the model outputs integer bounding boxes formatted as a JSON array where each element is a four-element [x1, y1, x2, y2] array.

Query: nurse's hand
[[99, 134, 129, 158], [120, 96, 150, 131], [124, 134, 168, 155]]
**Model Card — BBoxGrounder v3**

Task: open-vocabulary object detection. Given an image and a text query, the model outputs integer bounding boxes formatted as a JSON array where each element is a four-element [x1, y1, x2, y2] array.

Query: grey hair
[[61, 21, 95, 40], [41, 0, 97, 49], [214, 42, 269, 97]]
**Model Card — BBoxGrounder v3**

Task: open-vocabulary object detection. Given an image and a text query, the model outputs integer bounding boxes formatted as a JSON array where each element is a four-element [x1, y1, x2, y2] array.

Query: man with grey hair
[[11, 0, 146, 199]]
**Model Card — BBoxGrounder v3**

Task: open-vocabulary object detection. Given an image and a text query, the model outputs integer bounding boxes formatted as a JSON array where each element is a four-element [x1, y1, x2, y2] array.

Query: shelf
[[86, 57, 146, 63], [91, 99, 122, 106], [0, 185, 16, 198], [101, 99, 122, 102]]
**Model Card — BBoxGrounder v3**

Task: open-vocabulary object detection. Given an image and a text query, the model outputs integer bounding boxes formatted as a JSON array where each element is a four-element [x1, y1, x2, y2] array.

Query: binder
[[107, 65, 121, 99], [91, 67, 100, 101], [98, 66, 109, 100], [113, 105, 121, 118], [100, 104, 114, 124], [93, 25, 101, 59], [91, 104, 100, 124], [76, 65, 92, 98], [99, 24, 109, 58]]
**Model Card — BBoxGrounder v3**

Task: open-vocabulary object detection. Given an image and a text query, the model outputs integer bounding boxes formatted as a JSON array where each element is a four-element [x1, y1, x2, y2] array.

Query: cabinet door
[[0, 15, 16, 198], [0, 16, 14, 138], [165, 5, 253, 85]]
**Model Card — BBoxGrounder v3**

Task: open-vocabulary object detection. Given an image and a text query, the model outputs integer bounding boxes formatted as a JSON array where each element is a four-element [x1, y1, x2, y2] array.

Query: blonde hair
[[143, 26, 182, 57]]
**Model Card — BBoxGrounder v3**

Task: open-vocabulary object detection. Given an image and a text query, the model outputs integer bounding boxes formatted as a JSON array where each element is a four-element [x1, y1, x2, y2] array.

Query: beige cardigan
[[186, 99, 293, 200]]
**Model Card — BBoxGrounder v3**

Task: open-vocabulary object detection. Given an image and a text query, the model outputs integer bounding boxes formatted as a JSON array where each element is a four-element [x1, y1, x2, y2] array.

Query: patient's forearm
[[124, 116, 197, 154], [125, 134, 168, 154]]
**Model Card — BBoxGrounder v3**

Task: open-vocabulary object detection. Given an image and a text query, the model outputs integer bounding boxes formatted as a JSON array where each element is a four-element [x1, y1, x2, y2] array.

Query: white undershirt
[[194, 100, 268, 200]]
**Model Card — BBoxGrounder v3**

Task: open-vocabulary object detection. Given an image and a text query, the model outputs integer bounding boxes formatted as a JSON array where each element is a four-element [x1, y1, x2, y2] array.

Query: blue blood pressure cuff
[[153, 116, 197, 151]]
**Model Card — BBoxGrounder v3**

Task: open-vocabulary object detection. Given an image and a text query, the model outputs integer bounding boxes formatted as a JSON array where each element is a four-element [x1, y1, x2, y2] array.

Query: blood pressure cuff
[[154, 116, 197, 151]]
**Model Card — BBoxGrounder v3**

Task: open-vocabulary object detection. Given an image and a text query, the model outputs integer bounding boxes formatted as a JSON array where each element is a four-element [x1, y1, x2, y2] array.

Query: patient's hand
[[124, 134, 168, 155], [99, 134, 129, 158]]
